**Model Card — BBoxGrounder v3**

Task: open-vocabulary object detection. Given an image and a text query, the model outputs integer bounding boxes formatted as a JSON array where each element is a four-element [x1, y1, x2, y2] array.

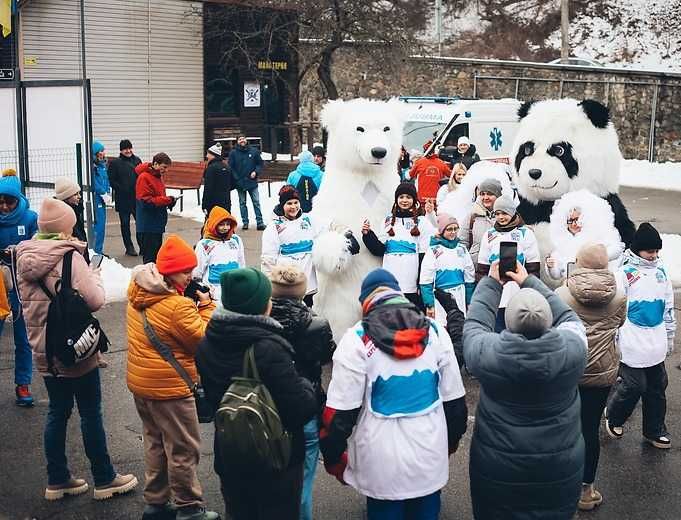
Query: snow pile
[[661, 234, 681, 286], [620, 160, 681, 192], [98, 254, 132, 304]]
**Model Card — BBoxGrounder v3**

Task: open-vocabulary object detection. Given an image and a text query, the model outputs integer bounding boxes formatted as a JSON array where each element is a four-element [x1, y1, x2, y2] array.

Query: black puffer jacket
[[196, 307, 317, 473], [452, 144, 480, 170], [270, 297, 335, 406], [108, 154, 141, 213], [202, 157, 233, 213]]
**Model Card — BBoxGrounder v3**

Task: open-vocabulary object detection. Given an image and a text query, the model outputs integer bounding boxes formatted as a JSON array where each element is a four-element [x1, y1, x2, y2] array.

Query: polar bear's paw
[[313, 231, 353, 275]]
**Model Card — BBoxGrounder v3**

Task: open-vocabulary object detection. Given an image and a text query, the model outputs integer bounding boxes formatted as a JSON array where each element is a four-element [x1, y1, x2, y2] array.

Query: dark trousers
[[367, 491, 441, 520], [43, 368, 116, 486], [607, 362, 668, 438], [405, 292, 424, 312], [579, 385, 611, 484], [118, 211, 140, 251], [495, 308, 506, 333], [140, 233, 163, 264], [218, 463, 303, 520]]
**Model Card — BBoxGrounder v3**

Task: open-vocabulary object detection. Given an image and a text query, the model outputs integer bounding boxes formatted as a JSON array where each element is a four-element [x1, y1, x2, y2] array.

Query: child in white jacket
[[606, 223, 676, 449], [193, 206, 245, 302]]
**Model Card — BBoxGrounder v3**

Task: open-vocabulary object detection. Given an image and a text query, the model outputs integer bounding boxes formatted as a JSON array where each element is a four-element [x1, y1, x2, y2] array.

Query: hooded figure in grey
[[463, 274, 588, 519]]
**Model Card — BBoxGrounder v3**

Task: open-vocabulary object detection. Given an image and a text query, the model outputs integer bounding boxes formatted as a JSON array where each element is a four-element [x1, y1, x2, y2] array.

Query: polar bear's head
[[321, 98, 405, 174], [511, 98, 622, 205]]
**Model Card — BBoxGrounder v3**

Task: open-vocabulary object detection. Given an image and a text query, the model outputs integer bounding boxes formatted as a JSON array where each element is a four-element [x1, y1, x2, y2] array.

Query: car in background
[[548, 57, 605, 67]]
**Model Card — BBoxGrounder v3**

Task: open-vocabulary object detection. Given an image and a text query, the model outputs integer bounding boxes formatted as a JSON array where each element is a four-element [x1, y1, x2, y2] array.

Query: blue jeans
[[237, 186, 263, 226], [43, 368, 116, 486], [0, 289, 32, 385], [94, 195, 107, 254], [367, 491, 441, 520], [300, 418, 319, 520]]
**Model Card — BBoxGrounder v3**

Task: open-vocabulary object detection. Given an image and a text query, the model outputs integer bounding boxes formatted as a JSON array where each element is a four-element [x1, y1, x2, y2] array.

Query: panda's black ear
[[579, 99, 610, 129], [517, 100, 536, 120]]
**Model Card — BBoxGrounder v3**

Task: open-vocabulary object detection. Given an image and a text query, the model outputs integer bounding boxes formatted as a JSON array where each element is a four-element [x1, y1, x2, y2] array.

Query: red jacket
[[135, 162, 172, 207], [409, 156, 451, 202]]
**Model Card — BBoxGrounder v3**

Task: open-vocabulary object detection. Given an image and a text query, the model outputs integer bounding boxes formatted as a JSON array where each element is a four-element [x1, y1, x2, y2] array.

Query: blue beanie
[[0, 169, 23, 199], [298, 150, 313, 163], [359, 268, 401, 303], [92, 140, 105, 155]]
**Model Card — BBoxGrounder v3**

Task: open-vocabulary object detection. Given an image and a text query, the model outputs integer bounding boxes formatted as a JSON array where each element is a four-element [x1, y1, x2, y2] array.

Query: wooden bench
[[163, 161, 205, 212], [258, 160, 296, 197]]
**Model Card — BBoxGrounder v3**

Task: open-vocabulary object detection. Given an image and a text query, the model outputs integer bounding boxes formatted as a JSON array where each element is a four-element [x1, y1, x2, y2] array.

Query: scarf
[[494, 213, 525, 233]]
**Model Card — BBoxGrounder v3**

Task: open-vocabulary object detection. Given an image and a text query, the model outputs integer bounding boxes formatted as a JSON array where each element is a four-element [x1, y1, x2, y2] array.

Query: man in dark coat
[[108, 139, 142, 256], [228, 135, 265, 231], [463, 261, 588, 520], [196, 267, 317, 520], [202, 142, 232, 215], [452, 136, 480, 170]]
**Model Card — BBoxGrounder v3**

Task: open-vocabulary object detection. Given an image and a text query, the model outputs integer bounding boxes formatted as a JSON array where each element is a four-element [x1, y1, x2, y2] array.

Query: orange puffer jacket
[[126, 263, 215, 400]]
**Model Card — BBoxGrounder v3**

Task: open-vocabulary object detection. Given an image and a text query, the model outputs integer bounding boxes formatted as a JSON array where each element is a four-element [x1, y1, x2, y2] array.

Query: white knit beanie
[[54, 177, 80, 201]]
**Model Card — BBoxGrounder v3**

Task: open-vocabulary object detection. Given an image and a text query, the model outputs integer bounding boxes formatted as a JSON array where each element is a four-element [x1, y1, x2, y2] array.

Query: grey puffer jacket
[[556, 266, 626, 387], [463, 275, 588, 520]]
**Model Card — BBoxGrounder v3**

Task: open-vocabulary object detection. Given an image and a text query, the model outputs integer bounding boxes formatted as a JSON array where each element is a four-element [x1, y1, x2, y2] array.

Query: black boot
[[142, 502, 177, 520]]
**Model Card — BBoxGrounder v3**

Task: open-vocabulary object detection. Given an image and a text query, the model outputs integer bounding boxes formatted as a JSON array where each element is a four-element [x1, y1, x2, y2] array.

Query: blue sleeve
[[420, 282, 435, 308], [254, 152, 264, 175], [465, 283, 475, 305], [287, 171, 299, 187], [28, 210, 38, 239], [228, 152, 237, 175], [93, 164, 109, 195]]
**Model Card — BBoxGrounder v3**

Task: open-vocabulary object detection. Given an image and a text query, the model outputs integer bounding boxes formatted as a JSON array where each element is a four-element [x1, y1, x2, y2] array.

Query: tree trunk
[[317, 47, 339, 100]]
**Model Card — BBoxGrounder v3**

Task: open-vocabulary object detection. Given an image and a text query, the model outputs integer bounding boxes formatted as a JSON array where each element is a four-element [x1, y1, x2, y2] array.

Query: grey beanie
[[493, 196, 516, 216], [505, 288, 553, 339], [478, 178, 502, 197]]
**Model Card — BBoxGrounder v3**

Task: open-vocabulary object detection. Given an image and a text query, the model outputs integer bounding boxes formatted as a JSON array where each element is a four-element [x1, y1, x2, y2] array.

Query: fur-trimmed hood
[[549, 189, 623, 264]]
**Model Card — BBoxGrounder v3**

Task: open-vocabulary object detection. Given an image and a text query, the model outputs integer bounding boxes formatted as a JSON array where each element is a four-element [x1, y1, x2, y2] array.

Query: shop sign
[[23, 56, 38, 66], [257, 60, 288, 71]]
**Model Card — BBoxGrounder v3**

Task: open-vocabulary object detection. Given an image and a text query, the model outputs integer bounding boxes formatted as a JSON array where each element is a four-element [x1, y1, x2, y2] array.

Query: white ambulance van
[[401, 97, 521, 164]]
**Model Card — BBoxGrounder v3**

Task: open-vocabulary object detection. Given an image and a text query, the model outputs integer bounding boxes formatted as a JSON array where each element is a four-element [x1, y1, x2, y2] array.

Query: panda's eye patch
[[523, 143, 534, 156], [383, 126, 390, 132], [356, 126, 365, 133], [551, 144, 565, 157]]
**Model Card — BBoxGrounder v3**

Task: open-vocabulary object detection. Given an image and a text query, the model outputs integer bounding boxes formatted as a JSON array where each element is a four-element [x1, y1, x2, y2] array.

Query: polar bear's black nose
[[528, 168, 542, 180], [371, 147, 387, 159]]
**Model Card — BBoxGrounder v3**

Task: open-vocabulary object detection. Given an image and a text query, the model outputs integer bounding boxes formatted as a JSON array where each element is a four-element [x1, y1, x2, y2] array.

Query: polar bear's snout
[[371, 147, 387, 159]]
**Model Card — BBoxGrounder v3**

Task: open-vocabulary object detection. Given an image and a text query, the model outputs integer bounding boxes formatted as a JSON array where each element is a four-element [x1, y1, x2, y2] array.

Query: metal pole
[[435, 0, 442, 56], [473, 74, 477, 98], [561, 0, 569, 62], [648, 82, 660, 162], [79, 0, 94, 248], [514, 78, 520, 99]]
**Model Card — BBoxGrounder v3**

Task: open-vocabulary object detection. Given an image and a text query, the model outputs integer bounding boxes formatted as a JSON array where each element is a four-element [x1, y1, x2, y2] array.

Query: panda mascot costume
[[511, 98, 636, 284]]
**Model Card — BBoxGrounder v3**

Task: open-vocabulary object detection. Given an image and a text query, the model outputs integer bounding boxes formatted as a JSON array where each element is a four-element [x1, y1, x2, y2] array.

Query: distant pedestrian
[[605, 223, 676, 450], [463, 262, 587, 520], [202, 142, 232, 215], [16, 198, 138, 502], [228, 135, 265, 231], [408, 148, 451, 204], [135, 153, 176, 264], [321, 268, 468, 519], [286, 151, 324, 213], [108, 139, 142, 256], [452, 136, 480, 170], [126, 235, 219, 520], [0, 168, 37, 406], [398, 145, 410, 181], [196, 267, 317, 520], [556, 243, 626, 511], [91, 141, 111, 255], [268, 264, 336, 520], [54, 177, 87, 244], [311, 144, 326, 172]]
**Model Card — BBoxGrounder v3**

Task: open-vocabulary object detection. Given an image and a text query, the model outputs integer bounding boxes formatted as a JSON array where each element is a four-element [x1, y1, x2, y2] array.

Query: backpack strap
[[141, 309, 197, 392], [61, 250, 74, 291], [241, 345, 261, 382]]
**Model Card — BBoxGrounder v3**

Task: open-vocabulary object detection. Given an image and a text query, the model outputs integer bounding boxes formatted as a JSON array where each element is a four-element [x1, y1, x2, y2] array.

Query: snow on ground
[[620, 159, 681, 192], [97, 252, 132, 304]]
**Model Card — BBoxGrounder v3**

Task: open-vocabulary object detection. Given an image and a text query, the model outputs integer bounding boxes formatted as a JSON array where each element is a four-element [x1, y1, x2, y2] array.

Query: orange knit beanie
[[156, 235, 197, 275]]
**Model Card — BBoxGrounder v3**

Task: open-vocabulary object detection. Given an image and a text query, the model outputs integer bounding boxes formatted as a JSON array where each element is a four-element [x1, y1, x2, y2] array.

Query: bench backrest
[[163, 161, 205, 188]]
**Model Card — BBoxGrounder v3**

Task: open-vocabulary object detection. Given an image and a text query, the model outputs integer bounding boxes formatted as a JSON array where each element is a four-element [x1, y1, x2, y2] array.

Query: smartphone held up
[[499, 241, 518, 279]]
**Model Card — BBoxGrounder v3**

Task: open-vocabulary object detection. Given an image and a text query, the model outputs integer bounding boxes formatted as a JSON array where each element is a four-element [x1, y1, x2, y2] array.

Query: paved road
[[1, 186, 680, 520]]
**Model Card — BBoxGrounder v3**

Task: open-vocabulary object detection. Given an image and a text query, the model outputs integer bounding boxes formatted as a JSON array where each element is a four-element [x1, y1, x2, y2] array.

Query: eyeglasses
[[444, 226, 460, 232], [567, 218, 580, 225]]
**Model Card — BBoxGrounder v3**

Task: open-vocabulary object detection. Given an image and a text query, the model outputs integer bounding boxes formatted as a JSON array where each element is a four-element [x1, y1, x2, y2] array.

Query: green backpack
[[215, 346, 292, 474]]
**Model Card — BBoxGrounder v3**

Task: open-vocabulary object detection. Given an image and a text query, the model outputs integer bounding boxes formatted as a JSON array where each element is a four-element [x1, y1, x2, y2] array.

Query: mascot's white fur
[[547, 189, 624, 281], [312, 98, 405, 337], [511, 98, 635, 286]]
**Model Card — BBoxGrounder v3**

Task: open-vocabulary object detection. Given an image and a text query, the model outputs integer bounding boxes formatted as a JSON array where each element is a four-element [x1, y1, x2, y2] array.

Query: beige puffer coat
[[556, 266, 626, 387]]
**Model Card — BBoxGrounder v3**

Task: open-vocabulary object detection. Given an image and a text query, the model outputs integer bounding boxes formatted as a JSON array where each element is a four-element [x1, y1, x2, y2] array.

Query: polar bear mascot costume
[[312, 98, 405, 337], [511, 98, 636, 286], [546, 189, 624, 283]]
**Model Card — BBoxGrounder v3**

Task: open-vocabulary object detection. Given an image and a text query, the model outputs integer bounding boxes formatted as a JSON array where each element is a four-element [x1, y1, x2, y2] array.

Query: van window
[[442, 123, 469, 147], [403, 121, 447, 153]]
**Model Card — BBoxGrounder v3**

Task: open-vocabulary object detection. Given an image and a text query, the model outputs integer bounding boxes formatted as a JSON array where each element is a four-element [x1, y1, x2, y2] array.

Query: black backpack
[[39, 250, 109, 374], [295, 175, 318, 213]]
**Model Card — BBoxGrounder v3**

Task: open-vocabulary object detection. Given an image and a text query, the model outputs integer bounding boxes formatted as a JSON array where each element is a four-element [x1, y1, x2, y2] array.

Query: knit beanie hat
[[119, 139, 133, 151], [493, 196, 516, 216], [437, 213, 458, 235], [505, 288, 553, 339], [207, 142, 222, 158], [92, 140, 105, 155], [38, 198, 77, 234], [576, 243, 608, 269], [311, 145, 325, 157], [359, 268, 401, 303], [298, 150, 314, 164], [478, 178, 502, 197], [270, 264, 307, 299], [155, 235, 198, 275], [458, 136, 470, 146], [54, 177, 80, 201], [0, 169, 22, 199], [279, 185, 300, 206], [221, 267, 272, 315], [631, 222, 662, 254], [394, 182, 417, 203]]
